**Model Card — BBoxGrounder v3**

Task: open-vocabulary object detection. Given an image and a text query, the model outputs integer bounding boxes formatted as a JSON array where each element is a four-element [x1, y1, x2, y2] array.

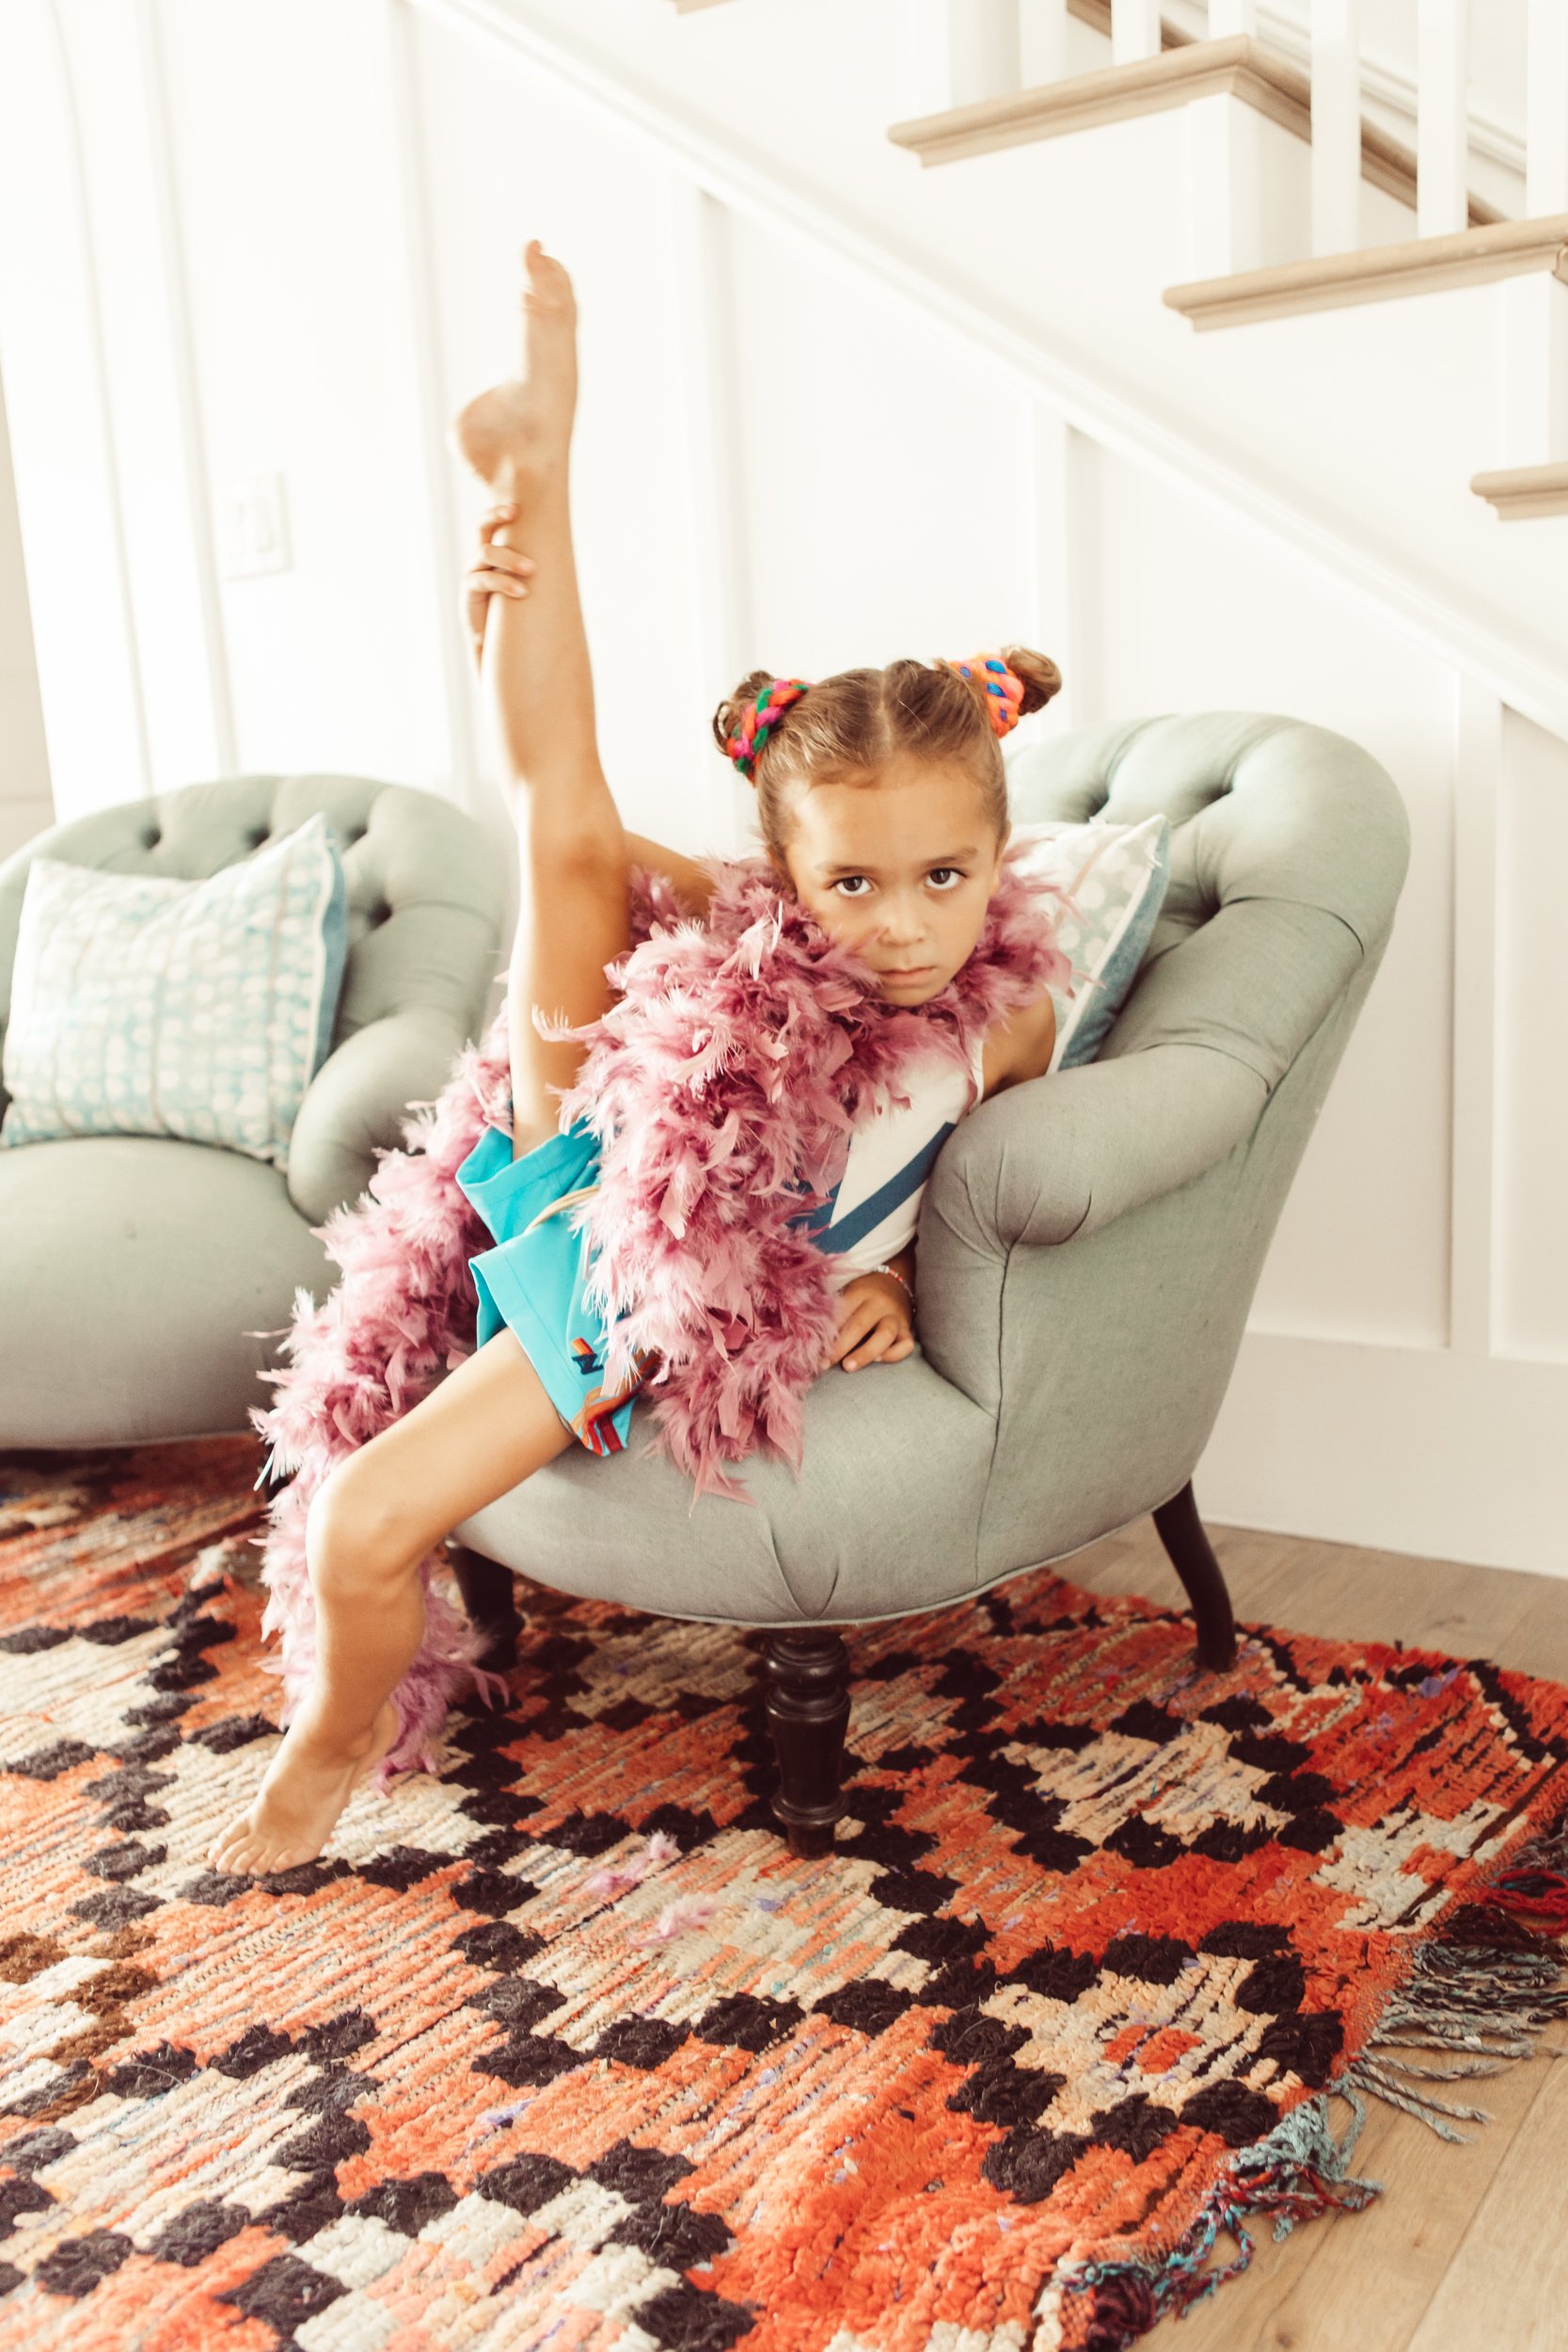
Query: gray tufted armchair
[[444, 713, 1412, 1856], [0, 774, 504, 1447]]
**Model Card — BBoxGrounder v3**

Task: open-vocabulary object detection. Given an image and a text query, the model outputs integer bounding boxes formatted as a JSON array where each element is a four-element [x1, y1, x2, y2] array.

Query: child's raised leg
[[451, 238, 633, 1146], [208, 1330, 574, 1876]]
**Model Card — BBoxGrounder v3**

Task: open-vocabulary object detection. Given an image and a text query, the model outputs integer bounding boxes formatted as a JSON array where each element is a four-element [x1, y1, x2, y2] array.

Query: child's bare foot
[[205, 1697, 400, 1877], [451, 237, 578, 492]]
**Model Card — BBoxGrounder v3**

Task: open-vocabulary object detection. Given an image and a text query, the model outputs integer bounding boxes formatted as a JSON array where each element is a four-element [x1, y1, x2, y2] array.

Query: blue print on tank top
[[785, 1122, 958, 1256]]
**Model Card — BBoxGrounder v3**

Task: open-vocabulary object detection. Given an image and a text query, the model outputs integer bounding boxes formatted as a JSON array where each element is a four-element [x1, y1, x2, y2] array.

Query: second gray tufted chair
[[0, 774, 504, 1448]]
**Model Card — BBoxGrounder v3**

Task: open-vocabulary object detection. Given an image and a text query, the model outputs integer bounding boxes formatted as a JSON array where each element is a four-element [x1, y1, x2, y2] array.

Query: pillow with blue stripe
[[0, 810, 348, 1169], [1008, 812, 1172, 1069]]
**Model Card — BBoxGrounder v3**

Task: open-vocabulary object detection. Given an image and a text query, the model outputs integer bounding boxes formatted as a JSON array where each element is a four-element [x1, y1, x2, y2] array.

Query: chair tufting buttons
[[143, 829, 160, 849]]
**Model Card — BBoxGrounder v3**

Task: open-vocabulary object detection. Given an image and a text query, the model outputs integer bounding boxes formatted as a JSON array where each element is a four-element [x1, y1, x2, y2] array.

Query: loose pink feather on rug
[[247, 851, 1074, 1781]]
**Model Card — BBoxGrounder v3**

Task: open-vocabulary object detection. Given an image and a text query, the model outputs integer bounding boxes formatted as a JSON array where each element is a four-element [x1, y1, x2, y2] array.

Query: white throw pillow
[[1009, 812, 1172, 1068], [0, 811, 348, 1168]]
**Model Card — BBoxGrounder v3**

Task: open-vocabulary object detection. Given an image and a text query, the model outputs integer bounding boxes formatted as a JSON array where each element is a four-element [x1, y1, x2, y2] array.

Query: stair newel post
[[1310, 0, 1363, 256], [1499, 2, 1568, 475], [900, 0, 1022, 117], [1416, 0, 1471, 239], [1025, 0, 1070, 86], [1207, 0, 1258, 35]]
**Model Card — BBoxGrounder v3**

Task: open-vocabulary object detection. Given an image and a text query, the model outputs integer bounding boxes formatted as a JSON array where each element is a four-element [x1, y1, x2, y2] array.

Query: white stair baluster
[[1417, 0, 1470, 237], [1110, 0, 1161, 67], [1019, 0, 1070, 85], [1207, 1, 1258, 36], [1526, 0, 1568, 215], [1310, 0, 1362, 256]]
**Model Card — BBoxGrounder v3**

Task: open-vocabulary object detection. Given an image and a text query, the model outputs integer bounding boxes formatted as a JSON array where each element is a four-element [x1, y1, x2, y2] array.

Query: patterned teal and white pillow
[[0, 811, 348, 1168], [1009, 812, 1172, 1069]]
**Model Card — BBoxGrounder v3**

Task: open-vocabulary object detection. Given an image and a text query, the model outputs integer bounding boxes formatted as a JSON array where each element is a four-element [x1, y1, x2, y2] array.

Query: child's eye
[[928, 868, 965, 890], [832, 877, 872, 898]]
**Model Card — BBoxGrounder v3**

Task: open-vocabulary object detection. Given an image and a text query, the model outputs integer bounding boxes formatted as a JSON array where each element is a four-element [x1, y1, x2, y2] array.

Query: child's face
[[771, 755, 1007, 1005]]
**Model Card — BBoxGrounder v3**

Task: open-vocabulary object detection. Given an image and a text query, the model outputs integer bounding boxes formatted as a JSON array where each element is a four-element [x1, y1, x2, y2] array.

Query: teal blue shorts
[[454, 1118, 648, 1457]]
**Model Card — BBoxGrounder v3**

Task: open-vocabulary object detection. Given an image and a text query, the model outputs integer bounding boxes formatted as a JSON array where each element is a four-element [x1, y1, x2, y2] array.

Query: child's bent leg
[[208, 1329, 576, 1876], [452, 241, 634, 1145]]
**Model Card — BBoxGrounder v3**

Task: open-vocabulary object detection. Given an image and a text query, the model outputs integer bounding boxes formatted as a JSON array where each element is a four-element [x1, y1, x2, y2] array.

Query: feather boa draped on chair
[[249, 848, 1075, 1780]]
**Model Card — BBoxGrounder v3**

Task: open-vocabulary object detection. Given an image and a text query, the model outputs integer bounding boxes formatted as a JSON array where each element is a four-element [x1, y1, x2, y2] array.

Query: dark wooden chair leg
[[447, 1541, 522, 1675], [765, 1627, 851, 1859], [1151, 1481, 1237, 1672]]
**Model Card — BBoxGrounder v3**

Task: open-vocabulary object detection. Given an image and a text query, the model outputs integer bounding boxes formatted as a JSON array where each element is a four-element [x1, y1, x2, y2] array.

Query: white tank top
[[787, 1031, 988, 1289]]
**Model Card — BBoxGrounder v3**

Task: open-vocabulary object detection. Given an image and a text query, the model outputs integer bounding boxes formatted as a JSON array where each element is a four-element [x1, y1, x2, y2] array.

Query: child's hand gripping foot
[[205, 1696, 400, 1877], [450, 236, 578, 493], [464, 502, 535, 669]]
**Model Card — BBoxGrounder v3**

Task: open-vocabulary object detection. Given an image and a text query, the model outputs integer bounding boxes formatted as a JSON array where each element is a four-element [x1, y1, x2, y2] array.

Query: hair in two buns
[[710, 648, 1061, 861]]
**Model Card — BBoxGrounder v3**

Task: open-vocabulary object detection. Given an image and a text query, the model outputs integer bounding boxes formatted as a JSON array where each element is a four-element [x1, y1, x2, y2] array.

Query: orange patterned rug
[[2, 1438, 1567, 2352]]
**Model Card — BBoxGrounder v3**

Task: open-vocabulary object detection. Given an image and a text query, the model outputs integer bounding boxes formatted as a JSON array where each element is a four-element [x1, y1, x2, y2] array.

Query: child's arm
[[623, 834, 719, 917], [979, 992, 1058, 1098]]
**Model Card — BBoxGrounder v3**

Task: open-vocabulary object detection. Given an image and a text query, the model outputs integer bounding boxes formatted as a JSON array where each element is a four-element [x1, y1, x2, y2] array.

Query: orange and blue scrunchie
[[945, 653, 1028, 739]]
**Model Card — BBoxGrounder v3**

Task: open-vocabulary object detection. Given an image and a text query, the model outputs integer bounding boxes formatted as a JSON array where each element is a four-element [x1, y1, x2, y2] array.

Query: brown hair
[[711, 648, 1062, 863]]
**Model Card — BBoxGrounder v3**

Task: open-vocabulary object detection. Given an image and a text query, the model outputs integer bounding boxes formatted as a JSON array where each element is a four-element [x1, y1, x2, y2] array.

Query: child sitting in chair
[[208, 237, 1063, 1878]]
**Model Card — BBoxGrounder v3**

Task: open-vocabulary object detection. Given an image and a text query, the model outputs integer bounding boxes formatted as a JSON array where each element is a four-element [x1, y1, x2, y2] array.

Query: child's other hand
[[825, 1272, 915, 1373], [464, 503, 536, 666]]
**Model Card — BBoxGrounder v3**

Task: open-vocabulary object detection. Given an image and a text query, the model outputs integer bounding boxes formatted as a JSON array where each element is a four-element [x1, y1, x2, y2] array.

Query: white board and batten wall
[[0, 0, 1562, 1579]]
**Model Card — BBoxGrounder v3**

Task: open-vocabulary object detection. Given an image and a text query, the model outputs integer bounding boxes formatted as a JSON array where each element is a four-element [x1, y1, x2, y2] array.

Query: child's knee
[[306, 1459, 415, 1600]]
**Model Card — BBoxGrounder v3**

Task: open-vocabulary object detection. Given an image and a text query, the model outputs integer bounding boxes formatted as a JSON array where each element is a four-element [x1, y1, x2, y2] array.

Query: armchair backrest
[[0, 774, 505, 1214], [955, 712, 1411, 1575], [1006, 712, 1410, 1088]]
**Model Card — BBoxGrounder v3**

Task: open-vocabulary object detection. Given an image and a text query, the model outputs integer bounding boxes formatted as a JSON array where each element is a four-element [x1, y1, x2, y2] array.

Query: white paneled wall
[[408, 10, 732, 851], [0, 0, 1564, 1568], [1494, 708, 1568, 1359], [0, 371, 50, 865], [155, 0, 456, 795], [1080, 435, 1456, 1350]]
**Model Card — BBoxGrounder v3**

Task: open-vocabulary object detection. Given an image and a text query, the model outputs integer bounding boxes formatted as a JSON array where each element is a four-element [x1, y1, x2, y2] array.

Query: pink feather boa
[[248, 846, 1073, 1780]]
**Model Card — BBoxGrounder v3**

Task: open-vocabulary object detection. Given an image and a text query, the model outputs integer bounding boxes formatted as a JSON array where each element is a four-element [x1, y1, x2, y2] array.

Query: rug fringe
[[1050, 1804, 1568, 2350]]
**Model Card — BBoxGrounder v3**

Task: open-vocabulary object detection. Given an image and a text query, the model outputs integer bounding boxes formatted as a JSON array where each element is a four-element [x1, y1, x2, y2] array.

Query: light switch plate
[[216, 472, 291, 579]]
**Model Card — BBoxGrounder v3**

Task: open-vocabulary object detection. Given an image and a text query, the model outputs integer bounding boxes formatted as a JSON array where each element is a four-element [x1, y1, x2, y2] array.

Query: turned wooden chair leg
[[1151, 1480, 1237, 1672], [764, 1627, 851, 1859], [447, 1541, 522, 1675]]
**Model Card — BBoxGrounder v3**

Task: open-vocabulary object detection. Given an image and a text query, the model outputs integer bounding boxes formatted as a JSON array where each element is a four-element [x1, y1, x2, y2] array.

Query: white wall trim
[[139, 0, 237, 780], [1449, 675, 1501, 1358], [665, 177, 752, 860], [386, 0, 483, 819], [406, 0, 1568, 745], [41, 0, 154, 803]]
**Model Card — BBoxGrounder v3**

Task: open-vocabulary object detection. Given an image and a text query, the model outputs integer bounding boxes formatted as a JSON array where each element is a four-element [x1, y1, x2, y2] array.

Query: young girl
[[207, 238, 1060, 1879]]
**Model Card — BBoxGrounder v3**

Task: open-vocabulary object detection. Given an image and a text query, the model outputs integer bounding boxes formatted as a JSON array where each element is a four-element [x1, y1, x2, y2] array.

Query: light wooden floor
[[1056, 1512, 1568, 2352]]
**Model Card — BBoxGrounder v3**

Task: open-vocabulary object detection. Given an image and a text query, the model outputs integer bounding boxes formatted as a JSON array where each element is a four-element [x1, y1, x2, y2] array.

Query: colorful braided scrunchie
[[945, 654, 1027, 739], [726, 678, 812, 780]]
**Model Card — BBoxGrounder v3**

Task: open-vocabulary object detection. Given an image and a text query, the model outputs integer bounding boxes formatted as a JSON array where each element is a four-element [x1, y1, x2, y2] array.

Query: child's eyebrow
[[815, 847, 980, 878]]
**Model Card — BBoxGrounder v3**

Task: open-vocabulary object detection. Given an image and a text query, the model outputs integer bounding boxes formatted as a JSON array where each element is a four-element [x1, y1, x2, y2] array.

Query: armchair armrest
[[285, 1007, 475, 1226], [931, 1042, 1269, 1258], [915, 1043, 1267, 1416]]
